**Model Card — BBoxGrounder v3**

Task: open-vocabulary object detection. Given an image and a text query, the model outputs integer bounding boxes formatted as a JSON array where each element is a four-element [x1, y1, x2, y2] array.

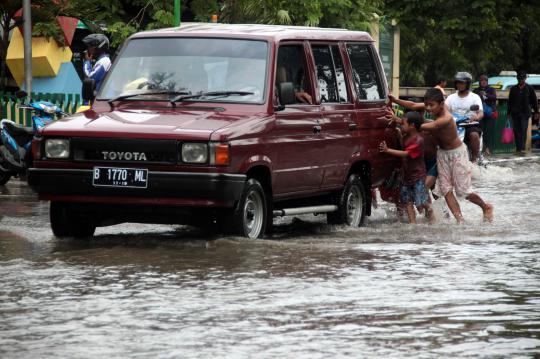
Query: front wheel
[[50, 202, 96, 238], [0, 170, 12, 185], [222, 178, 268, 239], [327, 174, 366, 226]]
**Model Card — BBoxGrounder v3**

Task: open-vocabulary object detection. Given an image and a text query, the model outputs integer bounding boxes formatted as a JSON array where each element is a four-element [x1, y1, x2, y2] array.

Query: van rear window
[[346, 44, 384, 101]]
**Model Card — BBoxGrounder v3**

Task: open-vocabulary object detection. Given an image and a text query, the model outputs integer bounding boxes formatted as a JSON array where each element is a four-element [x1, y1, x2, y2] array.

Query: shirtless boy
[[421, 88, 493, 223]]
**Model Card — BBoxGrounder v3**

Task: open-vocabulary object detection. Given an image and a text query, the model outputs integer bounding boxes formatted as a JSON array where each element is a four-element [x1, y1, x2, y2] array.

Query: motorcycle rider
[[82, 33, 111, 92], [445, 72, 484, 163]]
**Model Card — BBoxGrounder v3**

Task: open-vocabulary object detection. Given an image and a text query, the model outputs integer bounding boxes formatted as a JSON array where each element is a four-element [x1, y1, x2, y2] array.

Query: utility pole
[[23, 0, 32, 95], [174, 0, 181, 27]]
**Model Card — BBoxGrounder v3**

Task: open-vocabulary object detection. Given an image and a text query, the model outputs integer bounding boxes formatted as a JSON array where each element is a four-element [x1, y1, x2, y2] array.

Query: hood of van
[[41, 108, 264, 141]]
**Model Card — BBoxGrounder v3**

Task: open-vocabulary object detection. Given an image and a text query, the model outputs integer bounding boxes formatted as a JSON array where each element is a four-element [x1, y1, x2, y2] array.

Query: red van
[[28, 24, 401, 239]]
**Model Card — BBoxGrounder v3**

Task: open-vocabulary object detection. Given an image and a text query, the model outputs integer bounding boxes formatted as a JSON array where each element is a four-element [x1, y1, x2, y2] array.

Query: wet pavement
[[1, 155, 539, 358]]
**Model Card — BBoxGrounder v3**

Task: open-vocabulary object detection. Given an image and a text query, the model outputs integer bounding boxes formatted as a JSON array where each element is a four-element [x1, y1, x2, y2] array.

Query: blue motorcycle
[[0, 91, 66, 185], [452, 104, 485, 165]]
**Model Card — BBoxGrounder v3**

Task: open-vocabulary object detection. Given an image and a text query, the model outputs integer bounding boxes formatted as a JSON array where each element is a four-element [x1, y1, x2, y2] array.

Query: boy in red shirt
[[380, 111, 435, 224]]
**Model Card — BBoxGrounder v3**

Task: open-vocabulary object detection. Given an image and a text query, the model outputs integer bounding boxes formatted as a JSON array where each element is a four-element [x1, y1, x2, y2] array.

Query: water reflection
[[0, 156, 540, 358]]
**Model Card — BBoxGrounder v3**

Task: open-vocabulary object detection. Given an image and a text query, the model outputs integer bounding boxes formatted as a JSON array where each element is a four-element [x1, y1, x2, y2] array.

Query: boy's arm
[[420, 115, 452, 132], [379, 141, 409, 158], [389, 94, 425, 111], [384, 148, 410, 158]]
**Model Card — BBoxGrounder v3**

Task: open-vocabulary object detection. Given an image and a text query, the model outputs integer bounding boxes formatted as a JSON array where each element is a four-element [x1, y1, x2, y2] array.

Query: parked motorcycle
[[0, 91, 66, 185]]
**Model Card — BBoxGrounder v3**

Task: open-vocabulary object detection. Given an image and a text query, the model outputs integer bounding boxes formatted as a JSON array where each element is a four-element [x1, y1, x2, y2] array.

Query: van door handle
[[348, 123, 357, 131], [313, 125, 322, 133]]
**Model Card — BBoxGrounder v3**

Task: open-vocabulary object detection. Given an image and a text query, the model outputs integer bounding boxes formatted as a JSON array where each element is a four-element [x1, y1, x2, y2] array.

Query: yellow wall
[[6, 28, 73, 86]]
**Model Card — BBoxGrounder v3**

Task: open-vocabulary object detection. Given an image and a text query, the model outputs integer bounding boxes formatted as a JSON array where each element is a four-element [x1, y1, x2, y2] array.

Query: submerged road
[[1, 155, 539, 358]]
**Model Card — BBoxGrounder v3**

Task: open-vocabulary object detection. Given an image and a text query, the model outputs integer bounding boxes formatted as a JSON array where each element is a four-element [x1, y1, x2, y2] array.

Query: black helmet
[[82, 33, 109, 51], [454, 71, 472, 90], [517, 70, 527, 80]]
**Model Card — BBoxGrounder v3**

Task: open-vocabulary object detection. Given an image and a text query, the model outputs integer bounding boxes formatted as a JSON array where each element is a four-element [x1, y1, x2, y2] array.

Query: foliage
[[6, 0, 540, 90], [384, 0, 540, 86]]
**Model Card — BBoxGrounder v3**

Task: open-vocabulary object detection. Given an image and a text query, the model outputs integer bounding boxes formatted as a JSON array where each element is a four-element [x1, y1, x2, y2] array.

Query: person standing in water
[[380, 111, 435, 224], [421, 88, 493, 224]]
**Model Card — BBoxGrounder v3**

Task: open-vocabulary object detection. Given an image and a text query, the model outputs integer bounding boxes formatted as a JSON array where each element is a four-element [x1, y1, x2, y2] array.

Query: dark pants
[[480, 118, 495, 151], [511, 113, 530, 151]]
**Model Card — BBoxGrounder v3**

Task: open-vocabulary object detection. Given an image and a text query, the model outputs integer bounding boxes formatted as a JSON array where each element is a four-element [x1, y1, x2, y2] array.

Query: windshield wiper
[[171, 91, 254, 103], [109, 90, 191, 103], [107, 90, 191, 110]]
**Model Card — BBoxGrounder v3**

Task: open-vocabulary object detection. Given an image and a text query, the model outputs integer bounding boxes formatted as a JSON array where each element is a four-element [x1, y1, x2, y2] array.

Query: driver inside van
[[275, 47, 313, 104]]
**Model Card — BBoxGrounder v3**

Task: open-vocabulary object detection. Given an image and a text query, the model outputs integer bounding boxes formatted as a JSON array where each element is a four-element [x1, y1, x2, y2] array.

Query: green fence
[[490, 102, 515, 154], [0, 92, 81, 127]]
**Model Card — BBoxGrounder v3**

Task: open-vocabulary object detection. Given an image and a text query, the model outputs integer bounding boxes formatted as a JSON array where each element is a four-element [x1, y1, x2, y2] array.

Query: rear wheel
[[327, 174, 366, 226], [0, 170, 11, 185], [50, 202, 96, 238], [221, 178, 268, 239]]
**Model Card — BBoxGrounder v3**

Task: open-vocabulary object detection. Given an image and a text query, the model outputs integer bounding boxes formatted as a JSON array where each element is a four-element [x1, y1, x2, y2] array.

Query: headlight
[[181, 143, 208, 163], [45, 139, 70, 159]]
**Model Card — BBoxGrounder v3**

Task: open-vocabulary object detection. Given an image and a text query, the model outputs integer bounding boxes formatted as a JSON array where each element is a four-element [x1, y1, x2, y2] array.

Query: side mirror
[[82, 78, 96, 102], [16, 90, 27, 99], [470, 104, 480, 111], [278, 82, 296, 107]]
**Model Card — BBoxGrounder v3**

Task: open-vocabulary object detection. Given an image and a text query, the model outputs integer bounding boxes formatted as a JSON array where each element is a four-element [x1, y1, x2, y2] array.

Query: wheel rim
[[346, 185, 362, 226], [243, 189, 264, 238]]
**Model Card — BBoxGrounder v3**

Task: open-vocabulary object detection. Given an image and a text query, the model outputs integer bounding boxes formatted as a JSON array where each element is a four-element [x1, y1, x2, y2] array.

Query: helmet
[[82, 33, 109, 51], [517, 70, 527, 80], [454, 71, 472, 90]]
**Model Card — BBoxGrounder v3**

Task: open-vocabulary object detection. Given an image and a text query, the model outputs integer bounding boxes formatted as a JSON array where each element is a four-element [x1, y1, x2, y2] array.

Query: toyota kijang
[[28, 23, 401, 239]]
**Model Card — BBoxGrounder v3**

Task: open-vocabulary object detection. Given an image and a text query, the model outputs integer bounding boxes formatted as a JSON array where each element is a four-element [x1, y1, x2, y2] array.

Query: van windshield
[[98, 38, 268, 104]]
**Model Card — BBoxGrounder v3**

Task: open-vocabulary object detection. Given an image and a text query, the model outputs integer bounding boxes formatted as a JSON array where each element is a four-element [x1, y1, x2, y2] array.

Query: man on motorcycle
[[445, 72, 484, 163], [82, 33, 111, 92]]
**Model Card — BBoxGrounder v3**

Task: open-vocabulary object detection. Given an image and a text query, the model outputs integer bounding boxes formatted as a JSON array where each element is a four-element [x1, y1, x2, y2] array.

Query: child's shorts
[[401, 179, 428, 207]]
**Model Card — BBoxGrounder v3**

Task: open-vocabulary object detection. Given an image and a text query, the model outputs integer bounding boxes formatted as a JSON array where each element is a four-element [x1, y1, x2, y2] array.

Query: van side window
[[276, 45, 313, 104], [312, 45, 339, 103], [346, 44, 384, 101], [331, 45, 349, 102]]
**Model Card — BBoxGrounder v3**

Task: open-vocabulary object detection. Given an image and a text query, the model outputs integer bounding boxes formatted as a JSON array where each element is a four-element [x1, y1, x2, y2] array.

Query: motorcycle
[[452, 104, 486, 165], [0, 91, 66, 185]]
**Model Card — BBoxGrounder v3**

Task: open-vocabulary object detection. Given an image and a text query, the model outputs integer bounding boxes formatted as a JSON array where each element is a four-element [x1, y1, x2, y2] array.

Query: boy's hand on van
[[379, 141, 388, 153], [385, 108, 400, 125], [388, 94, 396, 103]]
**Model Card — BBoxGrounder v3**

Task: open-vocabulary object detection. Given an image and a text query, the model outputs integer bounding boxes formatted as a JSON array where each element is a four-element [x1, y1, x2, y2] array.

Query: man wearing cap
[[508, 70, 539, 154]]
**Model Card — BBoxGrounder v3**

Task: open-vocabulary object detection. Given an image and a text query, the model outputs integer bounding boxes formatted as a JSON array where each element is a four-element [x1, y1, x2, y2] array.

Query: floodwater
[[0, 155, 539, 358]]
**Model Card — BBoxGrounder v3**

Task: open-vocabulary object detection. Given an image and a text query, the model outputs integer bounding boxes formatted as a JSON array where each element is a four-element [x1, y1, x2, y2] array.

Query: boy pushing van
[[380, 111, 434, 224], [421, 88, 493, 224]]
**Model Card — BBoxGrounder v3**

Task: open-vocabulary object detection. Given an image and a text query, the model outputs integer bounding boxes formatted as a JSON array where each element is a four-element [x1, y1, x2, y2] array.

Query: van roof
[[130, 22, 374, 42]]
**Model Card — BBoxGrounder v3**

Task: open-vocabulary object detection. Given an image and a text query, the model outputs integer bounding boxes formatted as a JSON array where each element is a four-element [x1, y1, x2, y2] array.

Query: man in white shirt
[[445, 72, 484, 163]]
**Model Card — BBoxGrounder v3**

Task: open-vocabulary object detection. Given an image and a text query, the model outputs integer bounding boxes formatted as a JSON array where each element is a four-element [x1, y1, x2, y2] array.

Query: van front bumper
[[27, 168, 246, 205]]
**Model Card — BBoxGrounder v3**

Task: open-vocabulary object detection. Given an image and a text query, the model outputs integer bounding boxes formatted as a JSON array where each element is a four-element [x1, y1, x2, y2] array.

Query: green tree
[[384, 0, 540, 86]]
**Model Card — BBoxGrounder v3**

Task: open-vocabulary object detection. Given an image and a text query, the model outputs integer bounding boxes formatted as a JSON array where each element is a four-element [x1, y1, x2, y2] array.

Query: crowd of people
[[377, 70, 540, 225]]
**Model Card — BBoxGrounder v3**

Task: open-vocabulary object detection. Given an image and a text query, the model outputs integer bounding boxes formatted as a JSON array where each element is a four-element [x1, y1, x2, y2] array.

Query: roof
[[130, 22, 373, 42]]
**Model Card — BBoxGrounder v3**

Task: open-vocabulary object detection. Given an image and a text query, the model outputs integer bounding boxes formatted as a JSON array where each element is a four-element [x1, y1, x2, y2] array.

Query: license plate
[[92, 167, 148, 188]]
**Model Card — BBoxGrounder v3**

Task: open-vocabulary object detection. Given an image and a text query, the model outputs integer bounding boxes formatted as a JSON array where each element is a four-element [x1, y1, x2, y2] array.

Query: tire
[[221, 178, 268, 239], [327, 174, 366, 226], [50, 202, 96, 238], [0, 170, 11, 186]]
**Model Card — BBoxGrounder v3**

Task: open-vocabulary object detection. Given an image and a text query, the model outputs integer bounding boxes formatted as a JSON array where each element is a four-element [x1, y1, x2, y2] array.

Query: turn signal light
[[211, 143, 230, 166], [31, 138, 42, 159]]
